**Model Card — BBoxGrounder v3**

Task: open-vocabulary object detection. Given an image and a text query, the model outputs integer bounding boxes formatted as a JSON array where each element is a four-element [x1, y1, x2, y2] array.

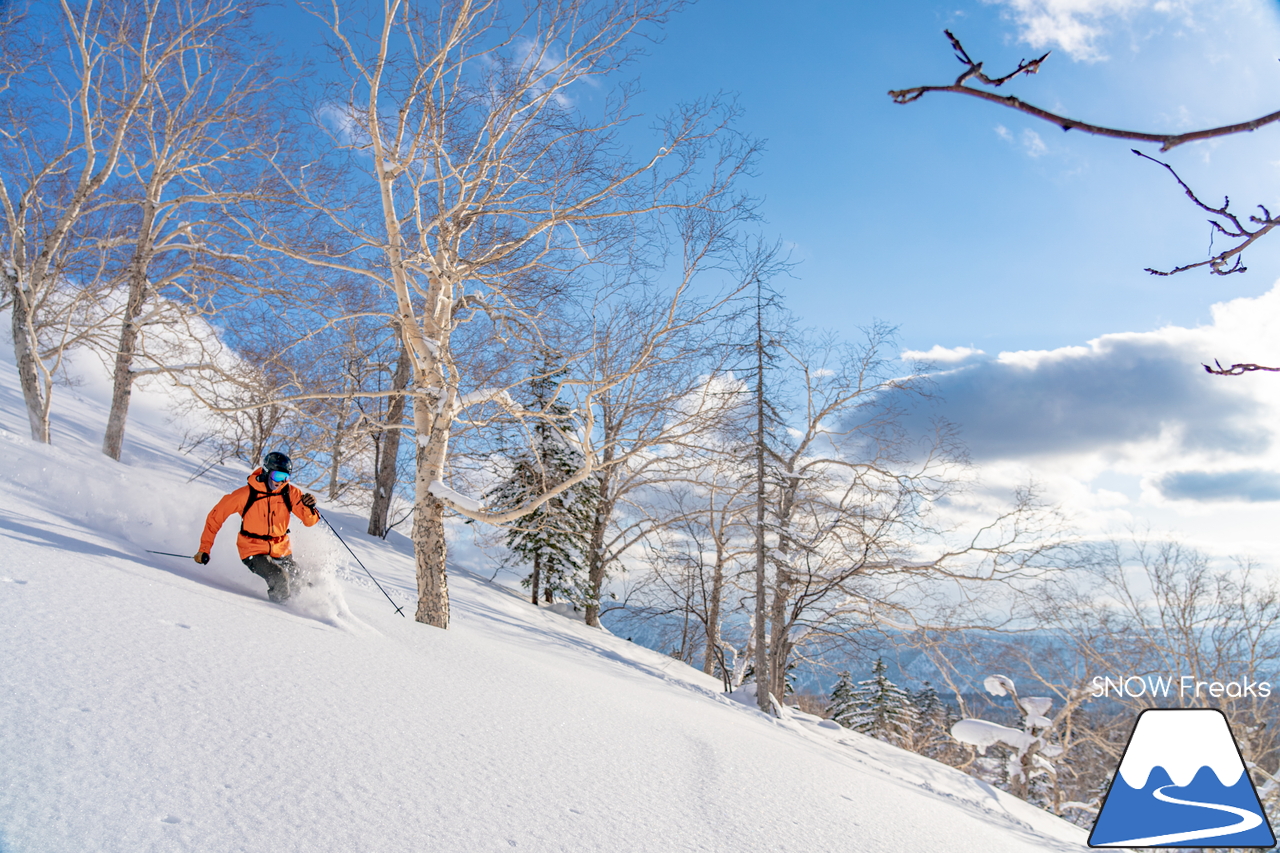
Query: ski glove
[[300, 493, 317, 511], [194, 551, 210, 565]]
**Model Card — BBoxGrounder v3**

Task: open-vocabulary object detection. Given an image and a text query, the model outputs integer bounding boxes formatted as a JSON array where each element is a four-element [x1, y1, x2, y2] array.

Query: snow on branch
[[427, 480, 484, 514], [1019, 696, 1054, 729], [954, 672, 1060, 797], [950, 719, 1034, 755], [130, 362, 220, 377], [427, 455, 598, 525], [984, 674, 1014, 697], [448, 387, 516, 417]]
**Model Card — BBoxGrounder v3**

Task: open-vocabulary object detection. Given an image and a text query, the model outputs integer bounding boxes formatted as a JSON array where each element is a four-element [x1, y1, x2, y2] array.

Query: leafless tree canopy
[[214, 0, 763, 627]]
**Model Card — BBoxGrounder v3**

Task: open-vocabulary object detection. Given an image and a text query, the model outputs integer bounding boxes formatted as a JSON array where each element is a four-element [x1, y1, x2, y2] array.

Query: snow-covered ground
[[0, 348, 1089, 852]]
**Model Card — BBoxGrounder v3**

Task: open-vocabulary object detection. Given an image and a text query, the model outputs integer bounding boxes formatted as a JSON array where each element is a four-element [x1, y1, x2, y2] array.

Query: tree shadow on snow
[[0, 506, 276, 604], [0, 511, 140, 564]]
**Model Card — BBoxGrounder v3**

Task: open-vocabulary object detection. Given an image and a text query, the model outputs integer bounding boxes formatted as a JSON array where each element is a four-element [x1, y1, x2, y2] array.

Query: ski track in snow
[[0, 329, 1089, 852]]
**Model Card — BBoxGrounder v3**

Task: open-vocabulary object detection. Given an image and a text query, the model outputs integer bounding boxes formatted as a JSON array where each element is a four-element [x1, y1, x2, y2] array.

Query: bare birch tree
[[916, 536, 1280, 820], [241, 0, 756, 628], [636, 446, 754, 686], [1, 0, 154, 442], [747, 322, 1059, 713], [575, 229, 770, 627], [96, 0, 284, 461], [1035, 540, 1280, 782], [0, 0, 278, 449], [367, 337, 412, 536], [171, 322, 297, 471]]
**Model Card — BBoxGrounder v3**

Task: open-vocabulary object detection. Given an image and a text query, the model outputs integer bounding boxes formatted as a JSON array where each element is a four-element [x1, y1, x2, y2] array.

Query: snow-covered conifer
[[844, 657, 919, 747], [486, 354, 599, 606], [911, 681, 962, 762], [828, 670, 857, 727]]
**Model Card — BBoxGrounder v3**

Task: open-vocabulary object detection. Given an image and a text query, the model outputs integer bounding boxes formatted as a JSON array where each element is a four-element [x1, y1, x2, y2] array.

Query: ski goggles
[[268, 470, 290, 484]]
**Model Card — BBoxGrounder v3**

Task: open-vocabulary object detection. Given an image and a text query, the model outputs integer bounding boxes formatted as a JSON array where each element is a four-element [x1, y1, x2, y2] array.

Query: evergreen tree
[[486, 354, 599, 606], [844, 657, 919, 747], [829, 671, 857, 727], [912, 681, 944, 733], [911, 681, 962, 762]]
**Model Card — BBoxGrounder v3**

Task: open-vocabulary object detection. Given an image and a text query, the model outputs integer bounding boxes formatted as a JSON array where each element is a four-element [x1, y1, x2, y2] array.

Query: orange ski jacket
[[199, 468, 320, 560]]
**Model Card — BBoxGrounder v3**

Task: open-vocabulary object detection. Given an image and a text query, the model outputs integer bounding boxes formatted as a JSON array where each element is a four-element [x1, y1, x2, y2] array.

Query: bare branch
[[1203, 360, 1280, 376], [1125, 149, 1280, 276], [889, 30, 1280, 153]]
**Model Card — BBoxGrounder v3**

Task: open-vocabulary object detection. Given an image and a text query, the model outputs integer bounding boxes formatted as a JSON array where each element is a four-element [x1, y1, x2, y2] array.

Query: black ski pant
[[242, 554, 296, 602]]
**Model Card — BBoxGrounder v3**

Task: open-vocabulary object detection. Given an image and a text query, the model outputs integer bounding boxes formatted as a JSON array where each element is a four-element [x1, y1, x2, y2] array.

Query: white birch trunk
[[102, 202, 158, 461], [9, 278, 50, 443]]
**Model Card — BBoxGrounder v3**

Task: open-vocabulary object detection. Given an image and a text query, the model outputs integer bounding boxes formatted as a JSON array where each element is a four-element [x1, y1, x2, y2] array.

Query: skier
[[192, 451, 320, 602]]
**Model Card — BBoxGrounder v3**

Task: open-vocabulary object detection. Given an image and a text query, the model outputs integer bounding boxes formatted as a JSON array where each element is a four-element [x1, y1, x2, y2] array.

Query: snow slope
[[0, 350, 1089, 852]]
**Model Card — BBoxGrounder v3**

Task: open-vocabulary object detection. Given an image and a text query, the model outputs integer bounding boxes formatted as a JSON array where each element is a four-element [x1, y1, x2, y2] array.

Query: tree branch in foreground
[[889, 30, 1280, 153], [1128, 149, 1280, 277], [1203, 360, 1280, 376]]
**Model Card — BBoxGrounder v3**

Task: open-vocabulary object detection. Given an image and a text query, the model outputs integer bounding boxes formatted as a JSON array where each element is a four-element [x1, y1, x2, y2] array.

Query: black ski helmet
[[262, 451, 292, 475]]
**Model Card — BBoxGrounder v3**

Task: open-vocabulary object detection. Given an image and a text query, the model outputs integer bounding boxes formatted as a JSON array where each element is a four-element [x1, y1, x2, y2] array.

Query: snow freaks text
[[1091, 676, 1273, 700]]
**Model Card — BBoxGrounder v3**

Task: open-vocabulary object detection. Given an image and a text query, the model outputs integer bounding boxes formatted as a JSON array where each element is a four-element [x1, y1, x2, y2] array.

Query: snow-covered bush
[[951, 674, 1062, 803]]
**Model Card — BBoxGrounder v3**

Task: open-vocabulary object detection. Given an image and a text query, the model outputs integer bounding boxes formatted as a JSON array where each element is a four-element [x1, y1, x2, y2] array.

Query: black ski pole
[[147, 549, 195, 559], [318, 513, 406, 618]]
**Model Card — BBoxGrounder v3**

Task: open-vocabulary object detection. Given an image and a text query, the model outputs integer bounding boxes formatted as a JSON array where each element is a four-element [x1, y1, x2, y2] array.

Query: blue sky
[[626, 0, 1280, 354]]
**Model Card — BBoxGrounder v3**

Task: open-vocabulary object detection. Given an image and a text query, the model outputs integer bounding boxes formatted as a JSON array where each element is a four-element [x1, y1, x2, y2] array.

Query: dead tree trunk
[[752, 282, 771, 714], [530, 551, 543, 606], [412, 426, 451, 627], [702, 548, 725, 677], [767, 479, 798, 703], [327, 395, 350, 501], [408, 338, 455, 627]]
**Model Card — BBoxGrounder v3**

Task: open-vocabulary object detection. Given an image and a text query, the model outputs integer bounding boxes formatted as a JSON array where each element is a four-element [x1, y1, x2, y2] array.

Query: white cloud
[[902, 344, 987, 365], [903, 282, 1280, 557], [993, 125, 1049, 158], [1021, 128, 1048, 157], [995, 344, 1091, 369], [513, 37, 577, 108], [316, 102, 371, 148], [987, 0, 1201, 61]]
